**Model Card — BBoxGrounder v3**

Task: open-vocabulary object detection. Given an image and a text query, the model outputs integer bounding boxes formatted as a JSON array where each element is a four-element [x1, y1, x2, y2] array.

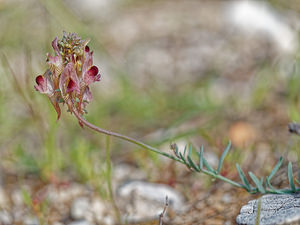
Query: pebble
[[90, 198, 106, 223], [24, 216, 40, 225], [0, 210, 12, 224], [236, 194, 300, 225], [117, 180, 185, 222], [68, 220, 94, 225], [70, 197, 91, 220]]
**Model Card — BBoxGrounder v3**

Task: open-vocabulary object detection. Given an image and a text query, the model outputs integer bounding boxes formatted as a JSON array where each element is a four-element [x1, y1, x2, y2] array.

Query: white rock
[[11, 189, 24, 206], [91, 198, 106, 223], [48, 183, 86, 203], [0, 211, 12, 224], [53, 222, 65, 225], [71, 197, 90, 220], [102, 215, 114, 225], [226, 0, 297, 54], [117, 181, 185, 222], [0, 188, 8, 207], [113, 164, 147, 183], [68, 220, 94, 225], [24, 216, 39, 225]]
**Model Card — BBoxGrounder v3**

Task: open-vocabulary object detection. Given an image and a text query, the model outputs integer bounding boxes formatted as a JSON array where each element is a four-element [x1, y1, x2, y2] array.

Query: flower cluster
[[34, 32, 101, 122]]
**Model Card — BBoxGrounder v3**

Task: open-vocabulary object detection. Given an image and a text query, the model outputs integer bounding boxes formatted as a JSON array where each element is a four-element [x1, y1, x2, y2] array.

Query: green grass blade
[[249, 172, 265, 194], [288, 162, 296, 192], [216, 141, 231, 174], [236, 164, 251, 191]]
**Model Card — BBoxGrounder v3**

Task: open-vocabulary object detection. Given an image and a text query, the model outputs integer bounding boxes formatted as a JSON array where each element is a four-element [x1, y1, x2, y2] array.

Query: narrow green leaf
[[288, 162, 296, 192], [187, 155, 200, 172], [203, 157, 215, 173], [186, 144, 200, 171], [199, 145, 204, 170], [266, 157, 283, 191], [260, 177, 264, 187], [266, 178, 276, 191], [188, 144, 193, 158], [267, 157, 283, 182], [216, 141, 231, 174], [179, 153, 188, 165], [249, 172, 265, 194], [183, 145, 187, 157], [236, 164, 251, 191]]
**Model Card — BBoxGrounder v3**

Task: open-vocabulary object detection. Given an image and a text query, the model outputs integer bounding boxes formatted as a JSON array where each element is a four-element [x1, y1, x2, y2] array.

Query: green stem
[[73, 110, 183, 163], [105, 136, 120, 222], [73, 110, 298, 195], [201, 169, 245, 189]]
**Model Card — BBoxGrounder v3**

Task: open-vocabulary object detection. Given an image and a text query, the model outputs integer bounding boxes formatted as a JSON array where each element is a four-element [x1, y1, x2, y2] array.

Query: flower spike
[[35, 32, 101, 121]]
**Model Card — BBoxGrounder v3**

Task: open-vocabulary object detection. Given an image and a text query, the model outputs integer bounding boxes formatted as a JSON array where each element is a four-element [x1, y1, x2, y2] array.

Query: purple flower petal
[[84, 66, 99, 85], [51, 37, 60, 55], [59, 62, 80, 95]]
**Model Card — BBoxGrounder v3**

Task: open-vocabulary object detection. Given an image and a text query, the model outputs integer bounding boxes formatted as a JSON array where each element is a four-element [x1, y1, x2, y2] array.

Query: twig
[[159, 196, 169, 225]]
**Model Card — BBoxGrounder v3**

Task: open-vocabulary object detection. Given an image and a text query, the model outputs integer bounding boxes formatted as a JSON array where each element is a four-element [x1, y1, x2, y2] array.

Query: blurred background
[[0, 0, 300, 224]]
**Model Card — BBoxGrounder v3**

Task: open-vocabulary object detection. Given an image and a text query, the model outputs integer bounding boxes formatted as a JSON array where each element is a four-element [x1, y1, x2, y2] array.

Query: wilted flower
[[35, 32, 101, 123]]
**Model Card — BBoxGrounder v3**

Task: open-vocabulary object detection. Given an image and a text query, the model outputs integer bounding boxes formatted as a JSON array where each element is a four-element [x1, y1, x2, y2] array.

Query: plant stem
[[73, 110, 246, 188], [73, 109, 183, 163], [105, 136, 120, 223]]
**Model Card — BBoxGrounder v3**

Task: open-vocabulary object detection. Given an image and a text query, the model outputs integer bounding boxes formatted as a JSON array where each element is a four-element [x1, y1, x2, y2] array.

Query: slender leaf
[[288, 162, 296, 192], [198, 145, 204, 170], [216, 141, 231, 174], [179, 153, 188, 165], [260, 177, 264, 187], [183, 145, 187, 157], [266, 178, 275, 191], [249, 172, 265, 194], [203, 157, 215, 173], [266, 157, 283, 191], [187, 155, 200, 172], [188, 144, 193, 158], [236, 164, 251, 191], [186, 144, 200, 171], [267, 157, 283, 181]]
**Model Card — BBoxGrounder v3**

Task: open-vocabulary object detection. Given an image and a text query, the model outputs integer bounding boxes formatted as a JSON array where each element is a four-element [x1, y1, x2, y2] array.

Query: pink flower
[[35, 32, 101, 120]]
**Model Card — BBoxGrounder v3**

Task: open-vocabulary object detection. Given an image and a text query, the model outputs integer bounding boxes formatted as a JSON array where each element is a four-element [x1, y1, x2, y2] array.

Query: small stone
[[0, 188, 8, 207], [68, 220, 94, 225], [0, 211, 12, 224], [11, 189, 24, 206], [103, 215, 114, 225], [24, 216, 39, 225], [48, 183, 86, 203], [117, 180, 185, 223], [53, 222, 65, 225], [222, 193, 232, 204], [71, 197, 90, 220], [91, 198, 106, 223], [236, 194, 300, 225]]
